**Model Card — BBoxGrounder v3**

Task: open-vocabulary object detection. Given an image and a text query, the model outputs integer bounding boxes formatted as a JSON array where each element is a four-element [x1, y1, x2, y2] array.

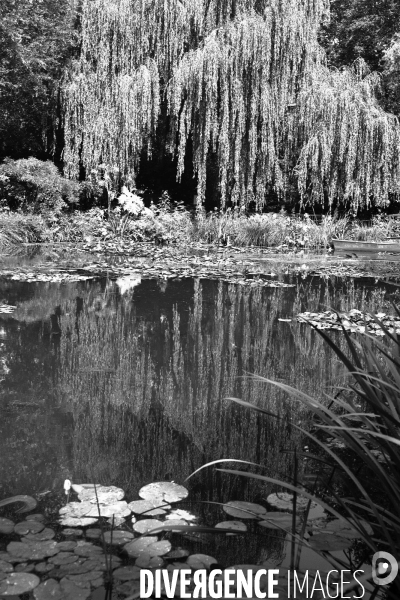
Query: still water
[[0, 273, 396, 568]]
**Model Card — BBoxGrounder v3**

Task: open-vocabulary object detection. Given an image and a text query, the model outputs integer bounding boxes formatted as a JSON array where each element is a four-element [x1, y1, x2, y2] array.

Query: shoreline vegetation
[[0, 206, 399, 253]]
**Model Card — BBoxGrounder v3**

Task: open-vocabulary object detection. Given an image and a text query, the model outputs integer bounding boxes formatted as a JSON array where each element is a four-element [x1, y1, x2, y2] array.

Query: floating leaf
[[0, 495, 37, 514], [215, 521, 247, 534], [138, 482, 188, 504], [77, 486, 124, 504], [187, 554, 217, 570], [128, 500, 169, 516], [133, 519, 164, 534], [112, 566, 141, 581], [266, 493, 316, 512], [14, 520, 45, 536], [60, 517, 98, 527], [123, 537, 158, 558], [222, 501, 267, 519], [258, 512, 297, 530], [7, 541, 60, 561], [34, 578, 63, 600], [102, 531, 134, 545], [0, 518, 14, 535], [165, 509, 196, 521], [0, 572, 40, 595]]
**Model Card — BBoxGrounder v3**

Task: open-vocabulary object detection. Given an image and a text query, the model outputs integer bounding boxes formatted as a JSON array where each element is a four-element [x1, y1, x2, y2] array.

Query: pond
[[0, 269, 398, 593]]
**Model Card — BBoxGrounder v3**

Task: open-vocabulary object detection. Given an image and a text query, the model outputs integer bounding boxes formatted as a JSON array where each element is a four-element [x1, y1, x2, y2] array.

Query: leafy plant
[[0, 158, 79, 214]]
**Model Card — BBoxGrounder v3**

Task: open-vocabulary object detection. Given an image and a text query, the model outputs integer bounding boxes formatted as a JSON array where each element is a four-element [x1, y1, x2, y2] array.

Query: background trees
[[0, 0, 77, 161], [1, 0, 400, 212]]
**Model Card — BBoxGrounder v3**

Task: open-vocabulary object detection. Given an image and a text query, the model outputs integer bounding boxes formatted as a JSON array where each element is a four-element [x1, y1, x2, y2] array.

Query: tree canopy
[[2, 0, 400, 211], [61, 0, 400, 211]]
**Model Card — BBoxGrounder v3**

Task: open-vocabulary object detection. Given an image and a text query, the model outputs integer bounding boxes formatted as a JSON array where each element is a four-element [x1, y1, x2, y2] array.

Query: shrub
[[0, 157, 79, 214]]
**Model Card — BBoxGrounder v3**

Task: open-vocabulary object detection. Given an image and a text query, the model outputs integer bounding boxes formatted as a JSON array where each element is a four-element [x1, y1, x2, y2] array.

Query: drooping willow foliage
[[62, 0, 400, 210]]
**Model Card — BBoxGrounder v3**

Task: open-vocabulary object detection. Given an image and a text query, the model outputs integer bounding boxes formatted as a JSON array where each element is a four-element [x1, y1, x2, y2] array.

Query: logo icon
[[372, 552, 398, 586]]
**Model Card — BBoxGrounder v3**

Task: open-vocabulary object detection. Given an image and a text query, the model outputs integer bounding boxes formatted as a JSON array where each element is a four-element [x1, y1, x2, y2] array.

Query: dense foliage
[[0, 0, 77, 160], [1, 0, 400, 211]]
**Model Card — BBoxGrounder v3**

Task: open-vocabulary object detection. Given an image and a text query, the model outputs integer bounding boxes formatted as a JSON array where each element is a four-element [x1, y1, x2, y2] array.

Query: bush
[[0, 157, 79, 215]]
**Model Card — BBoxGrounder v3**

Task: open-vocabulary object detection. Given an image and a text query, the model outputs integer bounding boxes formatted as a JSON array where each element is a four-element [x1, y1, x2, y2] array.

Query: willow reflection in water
[[56, 277, 387, 501]]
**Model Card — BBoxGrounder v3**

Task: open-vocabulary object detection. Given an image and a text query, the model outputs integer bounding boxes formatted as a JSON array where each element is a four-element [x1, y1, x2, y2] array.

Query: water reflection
[[0, 275, 394, 564]]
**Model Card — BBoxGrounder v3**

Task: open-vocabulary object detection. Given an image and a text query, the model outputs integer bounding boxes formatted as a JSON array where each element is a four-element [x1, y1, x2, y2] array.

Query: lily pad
[[77, 486, 124, 504], [138, 482, 188, 504], [0, 495, 37, 514], [165, 509, 197, 521], [187, 554, 217, 570], [60, 517, 98, 527], [48, 552, 79, 566], [215, 521, 247, 534], [112, 566, 141, 581], [123, 536, 159, 558], [7, 541, 60, 561], [222, 501, 267, 519], [14, 521, 44, 536], [59, 578, 91, 599], [127, 500, 168, 516], [23, 527, 55, 542], [34, 578, 63, 600], [85, 529, 102, 540], [132, 519, 163, 534], [74, 542, 103, 558], [0, 518, 15, 535], [258, 512, 298, 530], [0, 560, 13, 573], [102, 531, 134, 545], [309, 533, 353, 552], [266, 493, 316, 512], [318, 518, 373, 539], [0, 572, 40, 595]]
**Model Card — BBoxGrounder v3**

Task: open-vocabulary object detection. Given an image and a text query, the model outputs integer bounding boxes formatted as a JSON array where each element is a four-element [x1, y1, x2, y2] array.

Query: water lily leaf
[[215, 521, 247, 534], [123, 537, 158, 557], [7, 541, 60, 561], [0, 495, 37, 514], [319, 518, 373, 539], [0, 559, 13, 573], [34, 578, 63, 600], [139, 482, 188, 504], [112, 566, 141, 581], [60, 517, 98, 527], [165, 509, 196, 521], [22, 527, 55, 542], [0, 518, 15, 535], [74, 542, 103, 557], [0, 572, 40, 595], [162, 519, 188, 531], [187, 554, 217, 570], [128, 500, 168, 516], [59, 578, 91, 599], [48, 552, 79, 566], [222, 501, 267, 519], [85, 529, 102, 540], [164, 549, 190, 560], [257, 512, 297, 530], [14, 520, 44, 536], [77, 486, 124, 504], [266, 493, 315, 512], [133, 519, 164, 534], [102, 531, 134, 545], [145, 541, 172, 557], [309, 533, 352, 551]]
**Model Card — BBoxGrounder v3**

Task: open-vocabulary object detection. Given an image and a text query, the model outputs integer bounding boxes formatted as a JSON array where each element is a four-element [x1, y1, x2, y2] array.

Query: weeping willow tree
[[62, 0, 400, 210]]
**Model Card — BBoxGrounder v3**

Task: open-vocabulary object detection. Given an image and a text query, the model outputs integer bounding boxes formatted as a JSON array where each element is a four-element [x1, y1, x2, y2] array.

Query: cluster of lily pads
[[0, 481, 375, 599], [297, 309, 400, 335]]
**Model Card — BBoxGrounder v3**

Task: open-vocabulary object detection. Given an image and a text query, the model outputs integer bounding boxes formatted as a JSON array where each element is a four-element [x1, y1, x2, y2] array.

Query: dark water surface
[[0, 272, 397, 568]]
